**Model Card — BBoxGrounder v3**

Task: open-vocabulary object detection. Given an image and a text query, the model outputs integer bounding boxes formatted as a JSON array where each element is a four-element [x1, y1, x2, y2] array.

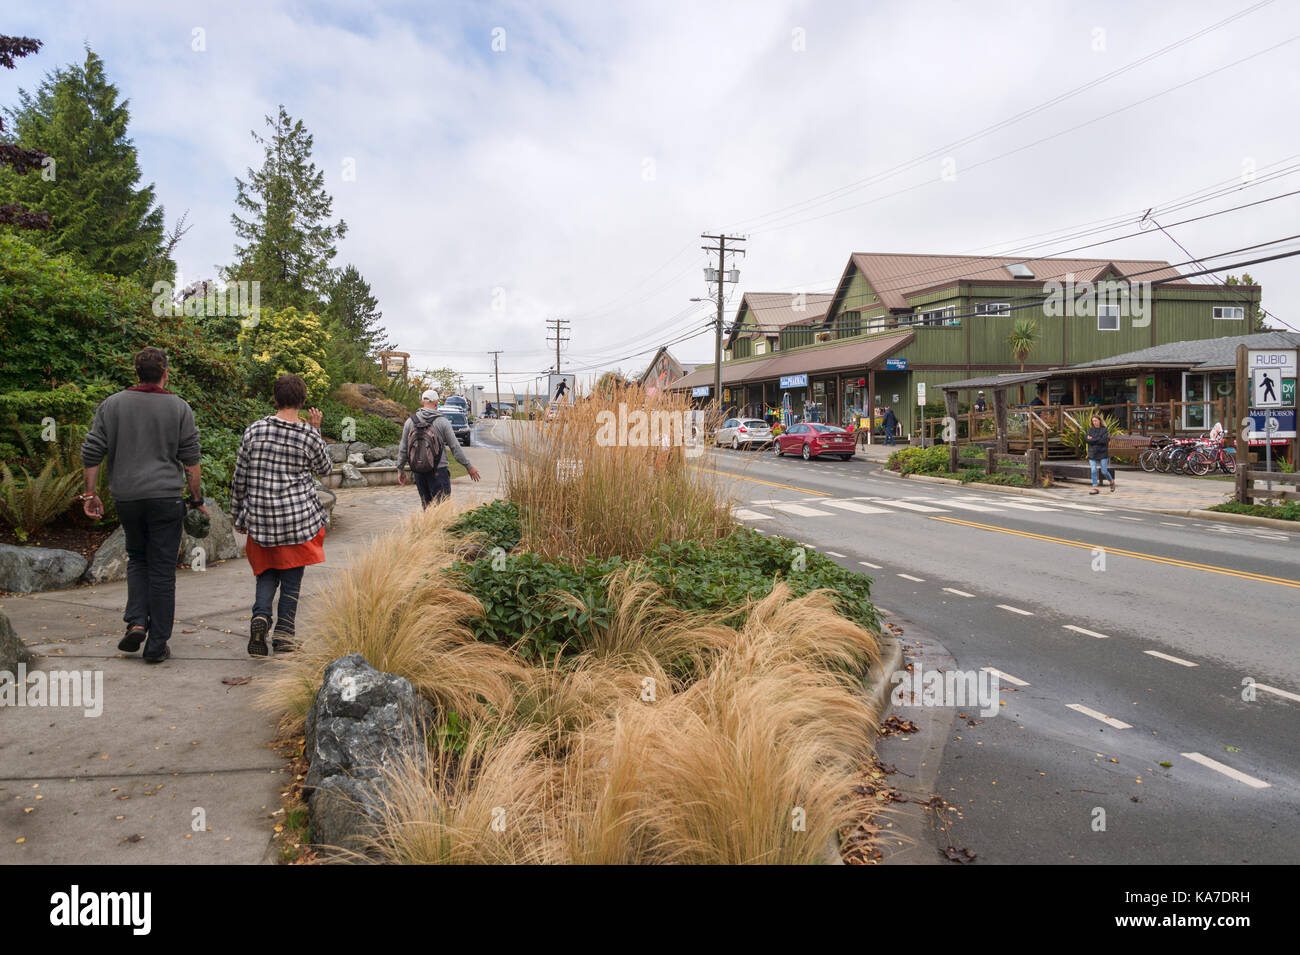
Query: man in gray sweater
[[397, 390, 480, 507], [80, 348, 206, 663]]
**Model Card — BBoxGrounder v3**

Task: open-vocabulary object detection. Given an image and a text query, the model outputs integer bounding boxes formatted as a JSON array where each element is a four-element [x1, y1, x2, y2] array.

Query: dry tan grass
[[258, 499, 525, 737], [356, 575, 880, 864], [505, 381, 735, 562]]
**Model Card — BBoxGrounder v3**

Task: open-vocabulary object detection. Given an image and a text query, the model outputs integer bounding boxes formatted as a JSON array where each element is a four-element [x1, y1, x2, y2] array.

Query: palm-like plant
[[0, 459, 82, 541], [1007, 319, 1039, 372]]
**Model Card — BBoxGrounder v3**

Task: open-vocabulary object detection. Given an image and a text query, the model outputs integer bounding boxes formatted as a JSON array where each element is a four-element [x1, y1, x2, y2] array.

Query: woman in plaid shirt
[[229, 374, 333, 656]]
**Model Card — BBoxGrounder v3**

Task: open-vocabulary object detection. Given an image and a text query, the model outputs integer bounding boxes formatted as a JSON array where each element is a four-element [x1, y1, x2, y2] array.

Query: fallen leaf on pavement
[[221, 676, 252, 686], [943, 846, 977, 864]]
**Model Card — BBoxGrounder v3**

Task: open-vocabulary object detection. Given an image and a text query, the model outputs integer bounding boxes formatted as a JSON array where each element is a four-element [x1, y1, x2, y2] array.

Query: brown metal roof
[[671, 332, 913, 390], [728, 292, 833, 345], [845, 253, 1191, 312]]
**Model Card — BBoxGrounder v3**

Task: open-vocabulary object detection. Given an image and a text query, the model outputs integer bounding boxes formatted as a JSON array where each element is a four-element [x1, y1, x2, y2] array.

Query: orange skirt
[[245, 527, 326, 577]]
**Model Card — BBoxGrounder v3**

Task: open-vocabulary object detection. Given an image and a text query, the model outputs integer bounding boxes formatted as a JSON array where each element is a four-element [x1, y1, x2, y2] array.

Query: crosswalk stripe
[[866, 498, 947, 513], [822, 500, 892, 514], [772, 502, 834, 516], [958, 498, 1056, 512], [1034, 500, 1108, 512], [923, 499, 1002, 512], [733, 508, 773, 521]]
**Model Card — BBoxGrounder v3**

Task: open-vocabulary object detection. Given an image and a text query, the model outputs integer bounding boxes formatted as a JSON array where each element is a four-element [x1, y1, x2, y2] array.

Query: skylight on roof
[[1007, 263, 1035, 279]]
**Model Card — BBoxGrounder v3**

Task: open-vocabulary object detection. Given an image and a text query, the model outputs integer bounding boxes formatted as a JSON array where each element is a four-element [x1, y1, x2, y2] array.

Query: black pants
[[117, 498, 185, 645], [413, 467, 451, 508]]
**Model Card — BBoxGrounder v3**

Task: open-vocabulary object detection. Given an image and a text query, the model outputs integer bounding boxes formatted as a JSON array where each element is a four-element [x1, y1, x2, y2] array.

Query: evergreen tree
[[227, 106, 347, 313], [0, 35, 51, 230], [0, 47, 168, 277], [325, 264, 389, 355]]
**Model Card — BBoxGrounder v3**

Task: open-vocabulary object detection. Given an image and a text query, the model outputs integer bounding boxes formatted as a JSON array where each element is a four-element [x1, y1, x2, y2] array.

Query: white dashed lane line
[[997, 604, 1034, 616], [1066, 703, 1132, 730], [983, 667, 1030, 687], [858, 560, 883, 569], [1181, 752, 1270, 789], [825, 551, 846, 558], [942, 587, 974, 597], [896, 573, 926, 582], [1256, 683, 1300, 704], [1063, 624, 1109, 639], [1144, 649, 1198, 667], [1117, 516, 1144, 521]]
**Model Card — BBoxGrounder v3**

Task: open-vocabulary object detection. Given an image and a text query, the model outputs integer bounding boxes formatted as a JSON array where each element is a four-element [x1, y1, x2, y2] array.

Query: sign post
[[1242, 347, 1300, 499], [916, 381, 927, 447]]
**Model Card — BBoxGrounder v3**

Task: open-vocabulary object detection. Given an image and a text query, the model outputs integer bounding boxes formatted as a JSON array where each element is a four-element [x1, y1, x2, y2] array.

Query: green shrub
[[1208, 500, 1300, 521], [449, 499, 522, 552], [448, 527, 878, 662], [887, 445, 949, 475], [0, 458, 82, 540], [316, 397, 403, 446]]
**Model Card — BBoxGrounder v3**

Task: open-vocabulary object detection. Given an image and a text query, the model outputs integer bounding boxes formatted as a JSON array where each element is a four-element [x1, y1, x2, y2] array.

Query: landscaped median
[[885, 445, 1033, 488], [261, 385, 890, 864]]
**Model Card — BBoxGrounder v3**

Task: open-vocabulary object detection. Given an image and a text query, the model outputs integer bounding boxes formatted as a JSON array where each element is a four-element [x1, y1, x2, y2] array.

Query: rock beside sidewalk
[[0, 610, 32, 671], [83, 497, 241, 584], [304, 654, 433, 853], [0, 543, 88, 594]]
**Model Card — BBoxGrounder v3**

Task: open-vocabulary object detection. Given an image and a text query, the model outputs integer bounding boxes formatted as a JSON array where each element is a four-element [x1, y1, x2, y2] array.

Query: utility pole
[[701, 233, 746, 412], [489, 350, 503, 418], [546, 318, 571, 374]]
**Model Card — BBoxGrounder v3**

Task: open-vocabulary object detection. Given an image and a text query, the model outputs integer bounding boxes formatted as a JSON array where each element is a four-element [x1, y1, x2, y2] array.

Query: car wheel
[[731, 436, 740, 451], [801, 444, 812, 461], [774, 442, 783, 456]]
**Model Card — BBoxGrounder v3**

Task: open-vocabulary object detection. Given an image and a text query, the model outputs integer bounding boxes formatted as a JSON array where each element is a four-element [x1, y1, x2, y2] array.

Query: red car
[[773, 423, 857, 460]]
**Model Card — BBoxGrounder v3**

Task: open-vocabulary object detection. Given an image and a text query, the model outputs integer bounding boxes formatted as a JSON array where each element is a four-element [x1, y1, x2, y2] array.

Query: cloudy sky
[[6, 0, 1300, 393]]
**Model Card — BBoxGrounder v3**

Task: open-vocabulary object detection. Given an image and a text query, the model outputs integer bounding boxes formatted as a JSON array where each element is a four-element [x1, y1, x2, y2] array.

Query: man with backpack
[[397, 390, 480, 507]]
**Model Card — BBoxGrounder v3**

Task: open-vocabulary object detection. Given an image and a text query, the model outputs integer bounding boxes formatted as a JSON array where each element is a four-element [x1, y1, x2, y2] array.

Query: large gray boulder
[[369, 458, 397, 469], [345, 442, 371, 458], [0, 610, 32, 672], [362, 446, 390, 463], [84, 498, 241, 584], [304, 654, 433, 852], [315, 484, 337, 525], [325, 443, 349, 463], [346, 452, 366, 466], [339, 463, 367, 489], [0, 543, 87, 594]]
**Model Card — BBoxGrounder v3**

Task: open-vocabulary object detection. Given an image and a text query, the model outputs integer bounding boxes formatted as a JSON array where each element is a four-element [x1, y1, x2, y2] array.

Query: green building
[[670, 252, 1262, 437]]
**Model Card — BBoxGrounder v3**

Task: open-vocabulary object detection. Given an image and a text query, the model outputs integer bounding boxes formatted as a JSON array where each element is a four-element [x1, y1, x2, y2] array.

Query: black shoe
[[272, 633, 297, 654], [248, 616, 270, 657], [118, 625, 148, 653], [142, 638, 170, 664]]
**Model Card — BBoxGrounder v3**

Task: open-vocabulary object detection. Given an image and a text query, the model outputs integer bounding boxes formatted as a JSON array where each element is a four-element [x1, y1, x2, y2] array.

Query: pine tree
[[325, 264, 389, 354], [0, 47, 168, 276], [0, 35, 51, 229], [227, 106, 347, 313]]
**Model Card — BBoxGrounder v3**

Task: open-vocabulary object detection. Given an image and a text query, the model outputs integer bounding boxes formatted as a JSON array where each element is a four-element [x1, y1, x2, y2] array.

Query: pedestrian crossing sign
[[1252, 368, 1282, 408]]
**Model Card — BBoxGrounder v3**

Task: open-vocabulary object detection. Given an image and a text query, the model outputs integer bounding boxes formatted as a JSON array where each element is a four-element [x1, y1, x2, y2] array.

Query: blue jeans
[[253, 566, 304, 637], [1090, 458, 1114, 486], [413, 467, 451, 508], [884, 430, 896, 446]]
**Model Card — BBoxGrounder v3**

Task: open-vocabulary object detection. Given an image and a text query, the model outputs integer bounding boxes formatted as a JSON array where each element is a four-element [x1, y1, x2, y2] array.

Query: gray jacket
[[397, 408, 471, 471], [80, 388, 202, 501]]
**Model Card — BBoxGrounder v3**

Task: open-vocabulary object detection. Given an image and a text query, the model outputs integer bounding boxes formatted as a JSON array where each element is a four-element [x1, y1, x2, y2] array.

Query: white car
[[715, 417, 773, 450]]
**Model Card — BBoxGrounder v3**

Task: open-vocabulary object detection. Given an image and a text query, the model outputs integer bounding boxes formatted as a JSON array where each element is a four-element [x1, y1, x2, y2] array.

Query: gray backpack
[[407, 414, 443, 473]]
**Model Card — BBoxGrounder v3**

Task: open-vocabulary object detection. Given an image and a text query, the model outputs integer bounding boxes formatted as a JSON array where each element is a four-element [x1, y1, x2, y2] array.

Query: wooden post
[[1170, 398, 1177, 434], [867, 368, 876, 445], [986, 446, 997, 476], [993, 388, 1008, 454], [1027, 447, 1040, 487], [944, 389, 959, 473], [1235, 345, 1249, 503]]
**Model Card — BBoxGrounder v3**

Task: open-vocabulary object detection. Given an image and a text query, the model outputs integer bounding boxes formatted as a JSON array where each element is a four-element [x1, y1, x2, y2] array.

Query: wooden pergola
[[378, 350, 410, 380], [940, 371, 1052, 458]]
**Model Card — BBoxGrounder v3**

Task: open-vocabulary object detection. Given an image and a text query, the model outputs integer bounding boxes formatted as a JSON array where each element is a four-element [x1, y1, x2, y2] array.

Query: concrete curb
[[878, 468, 1049, 498], [1152, 507, 1297, 531]]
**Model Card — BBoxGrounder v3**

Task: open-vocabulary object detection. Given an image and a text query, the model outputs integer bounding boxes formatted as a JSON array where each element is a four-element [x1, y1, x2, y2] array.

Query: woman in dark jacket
[[1085, 414, 1115, 494]]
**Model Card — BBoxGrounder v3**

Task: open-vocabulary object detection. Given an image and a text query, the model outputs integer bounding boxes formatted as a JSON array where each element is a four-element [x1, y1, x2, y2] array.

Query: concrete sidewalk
[[0, 448, 504, 864], [855, 442, 1235, 513]]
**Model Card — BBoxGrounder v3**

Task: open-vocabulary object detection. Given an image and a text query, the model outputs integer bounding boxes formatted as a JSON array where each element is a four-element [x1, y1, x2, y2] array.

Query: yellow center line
[[929, 516, 1300, 589], [688, 465, 832, 497]]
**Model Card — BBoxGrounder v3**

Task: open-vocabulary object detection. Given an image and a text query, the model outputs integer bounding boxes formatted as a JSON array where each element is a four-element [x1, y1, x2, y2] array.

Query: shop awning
[[669, 331, 914, 391]]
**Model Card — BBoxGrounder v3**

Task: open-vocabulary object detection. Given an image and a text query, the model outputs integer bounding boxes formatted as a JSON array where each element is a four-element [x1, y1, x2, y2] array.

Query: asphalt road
[[698, 442, 1299, 865], [478, 420, 1298, 863]]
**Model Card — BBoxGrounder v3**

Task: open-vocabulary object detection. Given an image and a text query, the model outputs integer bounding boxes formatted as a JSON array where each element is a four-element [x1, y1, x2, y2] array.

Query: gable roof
[[727, 292, 833, 346], [830, 252, 1195, 315]]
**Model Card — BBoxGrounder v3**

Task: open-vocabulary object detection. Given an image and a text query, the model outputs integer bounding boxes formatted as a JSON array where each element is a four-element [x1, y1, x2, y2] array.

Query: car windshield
[[741, 419, 768, 428], [810, 424, 845, 433], [442, 412, 467, 426]]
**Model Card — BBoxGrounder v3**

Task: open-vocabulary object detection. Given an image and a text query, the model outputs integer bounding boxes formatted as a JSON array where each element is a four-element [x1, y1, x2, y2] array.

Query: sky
[[5, 0, 1300, 395]]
